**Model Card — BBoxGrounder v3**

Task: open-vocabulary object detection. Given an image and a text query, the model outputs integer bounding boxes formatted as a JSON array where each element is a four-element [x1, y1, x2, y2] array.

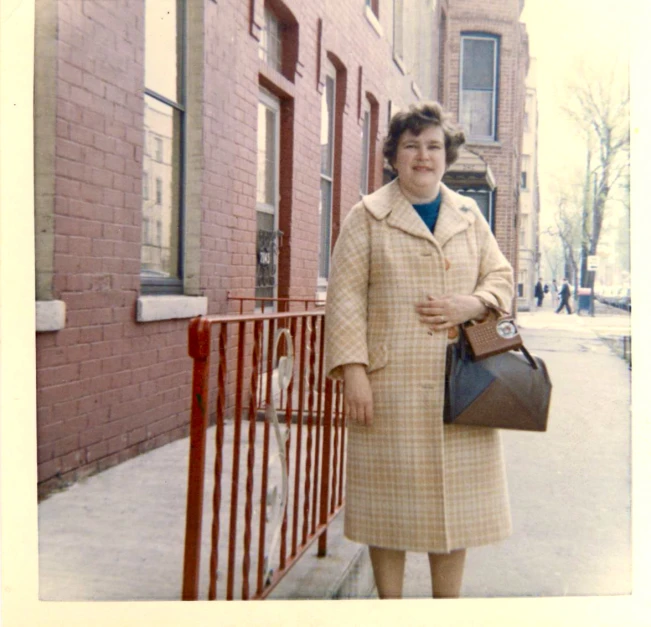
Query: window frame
[[141, 0, 187, 296], [459, 33, 500, 142]]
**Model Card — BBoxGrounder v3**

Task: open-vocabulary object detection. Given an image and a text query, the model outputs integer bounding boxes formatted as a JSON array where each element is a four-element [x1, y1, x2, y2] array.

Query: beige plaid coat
[[325, 180, 514, 552]]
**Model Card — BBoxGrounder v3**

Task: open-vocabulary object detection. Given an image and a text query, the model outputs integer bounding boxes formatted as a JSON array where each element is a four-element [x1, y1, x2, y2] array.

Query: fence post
[[318, 378, 334, 557], [182, 317, 212, 600]]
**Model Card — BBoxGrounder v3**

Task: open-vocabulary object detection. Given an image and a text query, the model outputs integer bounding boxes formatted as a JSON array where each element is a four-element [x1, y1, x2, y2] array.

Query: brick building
[[34, 0, 530, 495]]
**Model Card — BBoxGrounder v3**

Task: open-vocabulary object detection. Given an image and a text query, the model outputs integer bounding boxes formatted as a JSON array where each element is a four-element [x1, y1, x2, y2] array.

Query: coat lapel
[[362, 180, 475, 247], [433, 184, 476, 247]]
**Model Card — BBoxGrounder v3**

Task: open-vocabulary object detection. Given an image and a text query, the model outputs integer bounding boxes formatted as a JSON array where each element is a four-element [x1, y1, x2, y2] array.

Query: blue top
[[412, 193, 442, 233]]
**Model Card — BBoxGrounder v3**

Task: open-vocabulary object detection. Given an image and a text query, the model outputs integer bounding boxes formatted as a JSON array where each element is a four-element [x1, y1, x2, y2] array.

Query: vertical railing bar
[[338, 385, 346, 506], [279, 317, 297, 571], [302, 318, 317, 545], [256, 318, 276, 595], [242, 320, 262, 600], [291, 317, 307, 556], [182, 317, 212, 600], [226, 320, 247, 600], [330, 382, 341, 513], [317, 377, 333, 557], [208, 324, 228, 600], [311, 317, 326, 535]]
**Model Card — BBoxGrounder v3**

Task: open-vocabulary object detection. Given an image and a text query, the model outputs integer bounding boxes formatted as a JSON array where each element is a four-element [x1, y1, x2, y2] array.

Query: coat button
[[444, 258, 451, 271], [447, 327, 459, 340]]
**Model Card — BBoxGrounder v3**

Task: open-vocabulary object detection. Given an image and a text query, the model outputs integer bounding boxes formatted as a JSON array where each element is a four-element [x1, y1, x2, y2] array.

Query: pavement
[[38, 298, 632, 601]]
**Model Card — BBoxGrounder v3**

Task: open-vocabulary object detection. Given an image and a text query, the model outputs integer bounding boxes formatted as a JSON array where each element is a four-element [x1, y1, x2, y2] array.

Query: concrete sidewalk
[[38, 301, 632, 600]]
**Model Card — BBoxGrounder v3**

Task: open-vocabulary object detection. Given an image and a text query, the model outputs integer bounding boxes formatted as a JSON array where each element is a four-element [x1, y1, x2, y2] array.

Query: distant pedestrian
[[555, 278, 572, 314], [551, 279, 559, 307], [534, 278, 544, 307]]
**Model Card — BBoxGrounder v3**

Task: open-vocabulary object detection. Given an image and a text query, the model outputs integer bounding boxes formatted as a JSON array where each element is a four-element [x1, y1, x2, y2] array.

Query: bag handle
[[519, 345, 539, 370]]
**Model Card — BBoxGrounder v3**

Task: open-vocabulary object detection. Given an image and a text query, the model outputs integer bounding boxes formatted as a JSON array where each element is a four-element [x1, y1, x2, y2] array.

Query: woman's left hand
[[415, 294, 487, 331]]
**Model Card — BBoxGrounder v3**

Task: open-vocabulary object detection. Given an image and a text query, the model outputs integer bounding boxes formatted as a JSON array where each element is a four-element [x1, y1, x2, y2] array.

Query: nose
[[417, 145, 428, 159]]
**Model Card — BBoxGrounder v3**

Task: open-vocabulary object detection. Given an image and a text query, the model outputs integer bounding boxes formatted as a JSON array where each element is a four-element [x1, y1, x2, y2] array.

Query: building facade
[[34, 0, 530, 495], [517, 57, 540, 311]]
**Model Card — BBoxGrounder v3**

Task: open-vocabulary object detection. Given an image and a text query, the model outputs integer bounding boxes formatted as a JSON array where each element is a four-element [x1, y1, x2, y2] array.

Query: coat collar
[[361, 179, 476, 247]]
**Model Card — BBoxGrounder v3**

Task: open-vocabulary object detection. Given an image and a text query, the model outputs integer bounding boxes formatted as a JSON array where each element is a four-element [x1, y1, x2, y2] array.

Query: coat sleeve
[[324, 203, 371, 381], [471, 209, 514, 313]]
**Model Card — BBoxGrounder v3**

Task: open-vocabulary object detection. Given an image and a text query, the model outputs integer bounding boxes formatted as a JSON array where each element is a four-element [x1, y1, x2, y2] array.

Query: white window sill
[[364, 5, 383, 37], [36, 300, 66, 332], [137, 295, 208, 323], [465, 139, 502, 148]]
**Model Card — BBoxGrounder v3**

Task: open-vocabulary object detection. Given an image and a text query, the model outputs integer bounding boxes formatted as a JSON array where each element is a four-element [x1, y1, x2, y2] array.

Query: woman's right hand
[[343, 364, 374, 426]]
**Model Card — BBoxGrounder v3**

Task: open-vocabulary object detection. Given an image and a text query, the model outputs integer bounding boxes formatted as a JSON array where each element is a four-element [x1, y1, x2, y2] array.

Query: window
[[319, 61, 336, 283], [458, 189, 494, 231], [256, 89, 281, 302], [142, 0, 185, 292], [154, 136, 163, 162], [360, 107, 371, 197], [438, 10, 447, 103], [521, 155, 530, 189], [142, 172, 149, 200], [155, 177, 163, 204], [460, 34, 499, 141], [393, 0, 403, 61], [519, 213, 528, 244], [259, 6, 283, 72]]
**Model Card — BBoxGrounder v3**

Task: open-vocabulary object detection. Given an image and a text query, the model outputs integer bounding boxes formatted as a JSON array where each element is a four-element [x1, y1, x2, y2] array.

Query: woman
[[324, 102, 514, 599]]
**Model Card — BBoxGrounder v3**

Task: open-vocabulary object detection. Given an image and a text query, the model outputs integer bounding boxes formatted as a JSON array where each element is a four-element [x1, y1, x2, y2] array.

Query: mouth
[[413, 166, 432, 172]]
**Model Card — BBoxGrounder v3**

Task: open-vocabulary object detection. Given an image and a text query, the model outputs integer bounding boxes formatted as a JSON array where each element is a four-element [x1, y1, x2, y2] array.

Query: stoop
[[268, 509, 376, 600]]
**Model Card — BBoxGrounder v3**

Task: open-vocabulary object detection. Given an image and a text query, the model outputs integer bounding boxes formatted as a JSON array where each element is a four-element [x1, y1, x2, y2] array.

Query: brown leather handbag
[[443, 312, 552, 432]]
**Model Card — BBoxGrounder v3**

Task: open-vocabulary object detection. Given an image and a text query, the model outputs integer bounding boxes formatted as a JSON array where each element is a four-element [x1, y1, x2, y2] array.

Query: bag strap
[[519, 345, 539, 370]]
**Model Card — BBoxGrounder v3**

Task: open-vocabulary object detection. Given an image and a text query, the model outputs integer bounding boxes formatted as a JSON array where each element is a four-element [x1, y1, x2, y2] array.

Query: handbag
[[443, 312, 552, 432]]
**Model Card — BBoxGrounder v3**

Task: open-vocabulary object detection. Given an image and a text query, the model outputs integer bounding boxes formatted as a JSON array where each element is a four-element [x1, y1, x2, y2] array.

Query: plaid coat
[[325, 180, 514, 552]]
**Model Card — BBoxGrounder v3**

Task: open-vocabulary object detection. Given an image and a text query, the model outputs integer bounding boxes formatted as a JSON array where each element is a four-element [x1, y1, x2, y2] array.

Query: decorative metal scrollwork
[[263, 328, 293, 585], [256, 229, 282, 289]]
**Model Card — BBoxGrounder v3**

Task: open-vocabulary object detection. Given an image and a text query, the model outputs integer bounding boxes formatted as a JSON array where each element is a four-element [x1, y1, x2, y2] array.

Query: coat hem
[[343, 529, 513, 554]]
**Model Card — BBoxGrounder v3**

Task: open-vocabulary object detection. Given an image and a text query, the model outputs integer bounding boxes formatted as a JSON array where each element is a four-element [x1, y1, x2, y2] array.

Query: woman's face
[[393, 125, 446, 202]]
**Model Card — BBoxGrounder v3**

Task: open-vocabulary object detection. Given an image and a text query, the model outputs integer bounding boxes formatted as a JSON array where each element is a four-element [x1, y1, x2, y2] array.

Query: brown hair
[[383, 101, 465, 171]]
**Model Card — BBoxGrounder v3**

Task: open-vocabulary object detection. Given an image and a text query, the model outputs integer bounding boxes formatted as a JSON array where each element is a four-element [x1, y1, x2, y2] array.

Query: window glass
[[360, 109, 370, 196], [462, 39, 495, 90], [142, 0, 184, 288], [319, 71, 336, 282], [393, 0, 404, 59], [257, 102, 277, 208], [141, 94, 181, 279], [260, 7, 283, 72], [320, 77, 335, 177], [145, 0, 179, 101], [460, 35, 498, 140]]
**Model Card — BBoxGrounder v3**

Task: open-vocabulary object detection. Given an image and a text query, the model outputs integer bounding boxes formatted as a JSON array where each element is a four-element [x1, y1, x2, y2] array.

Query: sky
[[520, 0, 631, 230]]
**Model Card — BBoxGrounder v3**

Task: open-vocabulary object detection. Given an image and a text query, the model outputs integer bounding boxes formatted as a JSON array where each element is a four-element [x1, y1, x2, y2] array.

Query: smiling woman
[[325, 101, 515, 600]]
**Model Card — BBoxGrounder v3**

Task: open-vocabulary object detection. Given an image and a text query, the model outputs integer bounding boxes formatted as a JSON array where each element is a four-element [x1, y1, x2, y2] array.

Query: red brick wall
[[446, 0, 527, 268], [35, 0, 527, 495]]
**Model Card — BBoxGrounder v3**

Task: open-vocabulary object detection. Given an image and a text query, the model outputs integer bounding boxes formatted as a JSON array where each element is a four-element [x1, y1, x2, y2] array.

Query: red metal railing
[[227, 291, 326, 314], [182, 308, 346, 600]]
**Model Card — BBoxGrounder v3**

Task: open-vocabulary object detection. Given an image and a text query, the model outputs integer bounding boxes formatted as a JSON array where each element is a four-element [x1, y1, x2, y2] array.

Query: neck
[[398, 181, 441, 205]]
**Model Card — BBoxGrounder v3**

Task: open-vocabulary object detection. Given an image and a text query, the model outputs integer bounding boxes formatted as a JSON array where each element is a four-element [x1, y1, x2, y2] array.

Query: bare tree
[[562, 63, 630, 288]]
